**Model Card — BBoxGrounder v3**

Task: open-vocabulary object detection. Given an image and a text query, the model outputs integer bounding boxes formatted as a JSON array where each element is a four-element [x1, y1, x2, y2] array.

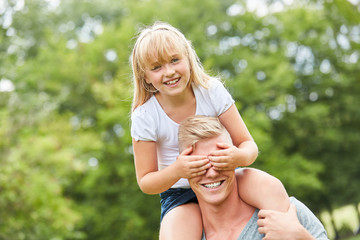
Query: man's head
[[178, 115, 232, 153], [178, 116, 237, 206]]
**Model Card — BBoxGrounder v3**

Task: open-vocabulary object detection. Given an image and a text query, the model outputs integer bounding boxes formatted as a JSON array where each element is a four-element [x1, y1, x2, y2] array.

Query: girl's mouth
[[164, 78, 180, 85]]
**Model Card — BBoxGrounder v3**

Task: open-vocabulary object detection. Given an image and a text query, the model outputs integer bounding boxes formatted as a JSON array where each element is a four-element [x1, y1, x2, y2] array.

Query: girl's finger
[[180, 146, 193, 156], [209, 148, 230, 157], [189, 159, 210, 168], [192, 170, 207, 177], [208, 155, 226, 163], [188, 155, 209, 162], [216, 142, 232, 149], [211, 162, 227, 168], [198, 162, 212, 171]]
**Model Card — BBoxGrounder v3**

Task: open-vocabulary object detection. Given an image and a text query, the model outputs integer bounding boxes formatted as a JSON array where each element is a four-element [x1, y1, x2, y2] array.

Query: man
[[178, 115, 329, 240]]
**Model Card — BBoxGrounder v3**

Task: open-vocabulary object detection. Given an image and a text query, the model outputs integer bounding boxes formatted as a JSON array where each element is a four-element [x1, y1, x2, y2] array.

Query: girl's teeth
[[165, 79, 179, 85], [204, 182, 221, 188]]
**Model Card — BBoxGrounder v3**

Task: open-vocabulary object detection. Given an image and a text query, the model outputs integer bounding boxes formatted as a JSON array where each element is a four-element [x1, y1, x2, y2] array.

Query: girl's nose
[[164, 64, 175, 76]]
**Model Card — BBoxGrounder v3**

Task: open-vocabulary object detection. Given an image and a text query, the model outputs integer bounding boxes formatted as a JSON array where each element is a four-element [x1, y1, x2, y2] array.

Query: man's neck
[[199, 190, 256, 240]]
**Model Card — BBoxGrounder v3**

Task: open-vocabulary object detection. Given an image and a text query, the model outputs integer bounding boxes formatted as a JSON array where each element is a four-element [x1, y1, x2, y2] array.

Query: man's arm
[[257, 198, 329, 240], [258, 204, 315, 240]]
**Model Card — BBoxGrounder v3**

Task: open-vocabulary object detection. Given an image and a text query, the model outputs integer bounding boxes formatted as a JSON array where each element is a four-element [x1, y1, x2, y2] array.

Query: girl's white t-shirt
[[131, 79, 234, 188]]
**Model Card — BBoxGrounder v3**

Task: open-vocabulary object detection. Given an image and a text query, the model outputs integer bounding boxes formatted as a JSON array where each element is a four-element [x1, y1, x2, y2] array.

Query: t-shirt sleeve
[[209, 79, 235, 116], [131, 107, 157, 142], [291, 197, 329, 240]]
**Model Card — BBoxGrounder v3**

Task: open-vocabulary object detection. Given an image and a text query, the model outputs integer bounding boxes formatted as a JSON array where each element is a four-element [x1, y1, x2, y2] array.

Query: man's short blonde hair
[[178, 115, 232, 153]]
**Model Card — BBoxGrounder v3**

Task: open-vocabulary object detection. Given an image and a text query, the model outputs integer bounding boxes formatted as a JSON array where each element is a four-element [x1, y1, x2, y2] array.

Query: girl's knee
[[236, 168, 270, 186], [237, 168, 285, 190], [236, 168, 290, 211], [160, 203, 202, 240], [254, 169, 288, 198]]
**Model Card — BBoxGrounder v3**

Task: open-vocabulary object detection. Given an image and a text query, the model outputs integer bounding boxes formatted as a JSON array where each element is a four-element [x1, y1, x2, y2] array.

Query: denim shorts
[[160, 188, 198, 222]]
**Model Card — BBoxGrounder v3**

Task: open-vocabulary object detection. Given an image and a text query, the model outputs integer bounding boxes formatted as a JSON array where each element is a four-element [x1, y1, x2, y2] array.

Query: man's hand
[[175, 147, 212, 179], [257, 204, 315, 240]]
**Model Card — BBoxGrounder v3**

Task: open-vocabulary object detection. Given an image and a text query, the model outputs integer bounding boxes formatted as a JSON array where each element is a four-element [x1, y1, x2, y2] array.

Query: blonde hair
[[178, 115, 232, 153], [130, 22, 212, 112]]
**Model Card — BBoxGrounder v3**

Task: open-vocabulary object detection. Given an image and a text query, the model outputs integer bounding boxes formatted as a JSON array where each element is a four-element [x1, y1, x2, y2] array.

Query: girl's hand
[[175, 147, 212, 179], [208, 142, 249, 170]]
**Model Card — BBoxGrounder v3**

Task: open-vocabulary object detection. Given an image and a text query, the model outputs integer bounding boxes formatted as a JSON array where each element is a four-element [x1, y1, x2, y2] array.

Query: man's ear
[[192, 144, 196, 151]]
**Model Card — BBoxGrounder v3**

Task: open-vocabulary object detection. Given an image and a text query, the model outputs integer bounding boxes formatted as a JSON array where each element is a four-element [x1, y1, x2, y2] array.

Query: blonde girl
[[130, 22, 289, 239]]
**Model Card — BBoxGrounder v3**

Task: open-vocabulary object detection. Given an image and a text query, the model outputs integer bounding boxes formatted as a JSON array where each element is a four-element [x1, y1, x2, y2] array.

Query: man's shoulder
[[289, 196, 314, 216], [289, 197, 329, 239]]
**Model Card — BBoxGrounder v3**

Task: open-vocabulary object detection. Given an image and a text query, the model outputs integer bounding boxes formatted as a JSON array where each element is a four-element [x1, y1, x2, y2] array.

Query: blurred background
[[0, 0, 359, 239]]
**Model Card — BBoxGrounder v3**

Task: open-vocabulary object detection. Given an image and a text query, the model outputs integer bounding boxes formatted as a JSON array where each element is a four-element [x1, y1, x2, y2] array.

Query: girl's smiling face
[[134, 27, 194, 97], [144, 51, 192, 97]]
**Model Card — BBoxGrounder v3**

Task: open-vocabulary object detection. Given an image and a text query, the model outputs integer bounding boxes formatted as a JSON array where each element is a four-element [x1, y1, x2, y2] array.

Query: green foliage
[[0, 112, 84, 239], [1, 0, 359, 239]]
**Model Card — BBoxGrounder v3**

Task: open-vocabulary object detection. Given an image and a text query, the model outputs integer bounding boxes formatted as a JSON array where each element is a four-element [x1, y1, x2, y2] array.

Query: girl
[[130, 22, 289, 239]]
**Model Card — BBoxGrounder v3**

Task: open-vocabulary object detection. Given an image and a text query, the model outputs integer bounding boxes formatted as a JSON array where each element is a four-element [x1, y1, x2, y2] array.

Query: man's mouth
[[202, 181, 224, 189], [164, 78, 180, 85]]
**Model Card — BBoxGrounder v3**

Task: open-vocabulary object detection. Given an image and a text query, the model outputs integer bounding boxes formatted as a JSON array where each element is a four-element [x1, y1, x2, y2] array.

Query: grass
[[320, 203, 359, 240], [345, 236, 360, 240]]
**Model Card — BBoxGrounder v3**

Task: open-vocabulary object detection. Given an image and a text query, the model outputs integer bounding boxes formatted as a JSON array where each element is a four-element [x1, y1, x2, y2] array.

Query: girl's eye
[[171, 58, 179, 63], [151, 65, 161, 71]]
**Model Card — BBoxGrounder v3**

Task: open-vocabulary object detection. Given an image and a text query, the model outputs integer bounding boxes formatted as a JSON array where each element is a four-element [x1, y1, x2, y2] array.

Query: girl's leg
[[159, 202, 203, 240], [235, 168, 290, 212]]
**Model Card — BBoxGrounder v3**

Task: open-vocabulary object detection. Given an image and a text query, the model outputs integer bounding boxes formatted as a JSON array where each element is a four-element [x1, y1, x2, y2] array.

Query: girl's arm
[[215, 104, 258, 167], [217, 104, 290, 212], [133, 139, 210, 194], [133, 140, 177, 194]]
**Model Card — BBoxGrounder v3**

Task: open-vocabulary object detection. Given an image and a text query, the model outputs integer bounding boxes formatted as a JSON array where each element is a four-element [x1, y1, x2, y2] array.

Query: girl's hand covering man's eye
[[208, 142, 247, 170], [175, 147, 212, 179]]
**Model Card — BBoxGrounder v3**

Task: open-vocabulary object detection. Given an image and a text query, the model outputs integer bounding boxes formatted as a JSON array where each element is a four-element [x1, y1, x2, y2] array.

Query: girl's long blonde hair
[[131, 22, 212, 112]]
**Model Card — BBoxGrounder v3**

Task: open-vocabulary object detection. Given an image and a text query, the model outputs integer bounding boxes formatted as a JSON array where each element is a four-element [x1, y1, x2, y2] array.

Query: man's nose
[[205, 167, 220, 178]]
